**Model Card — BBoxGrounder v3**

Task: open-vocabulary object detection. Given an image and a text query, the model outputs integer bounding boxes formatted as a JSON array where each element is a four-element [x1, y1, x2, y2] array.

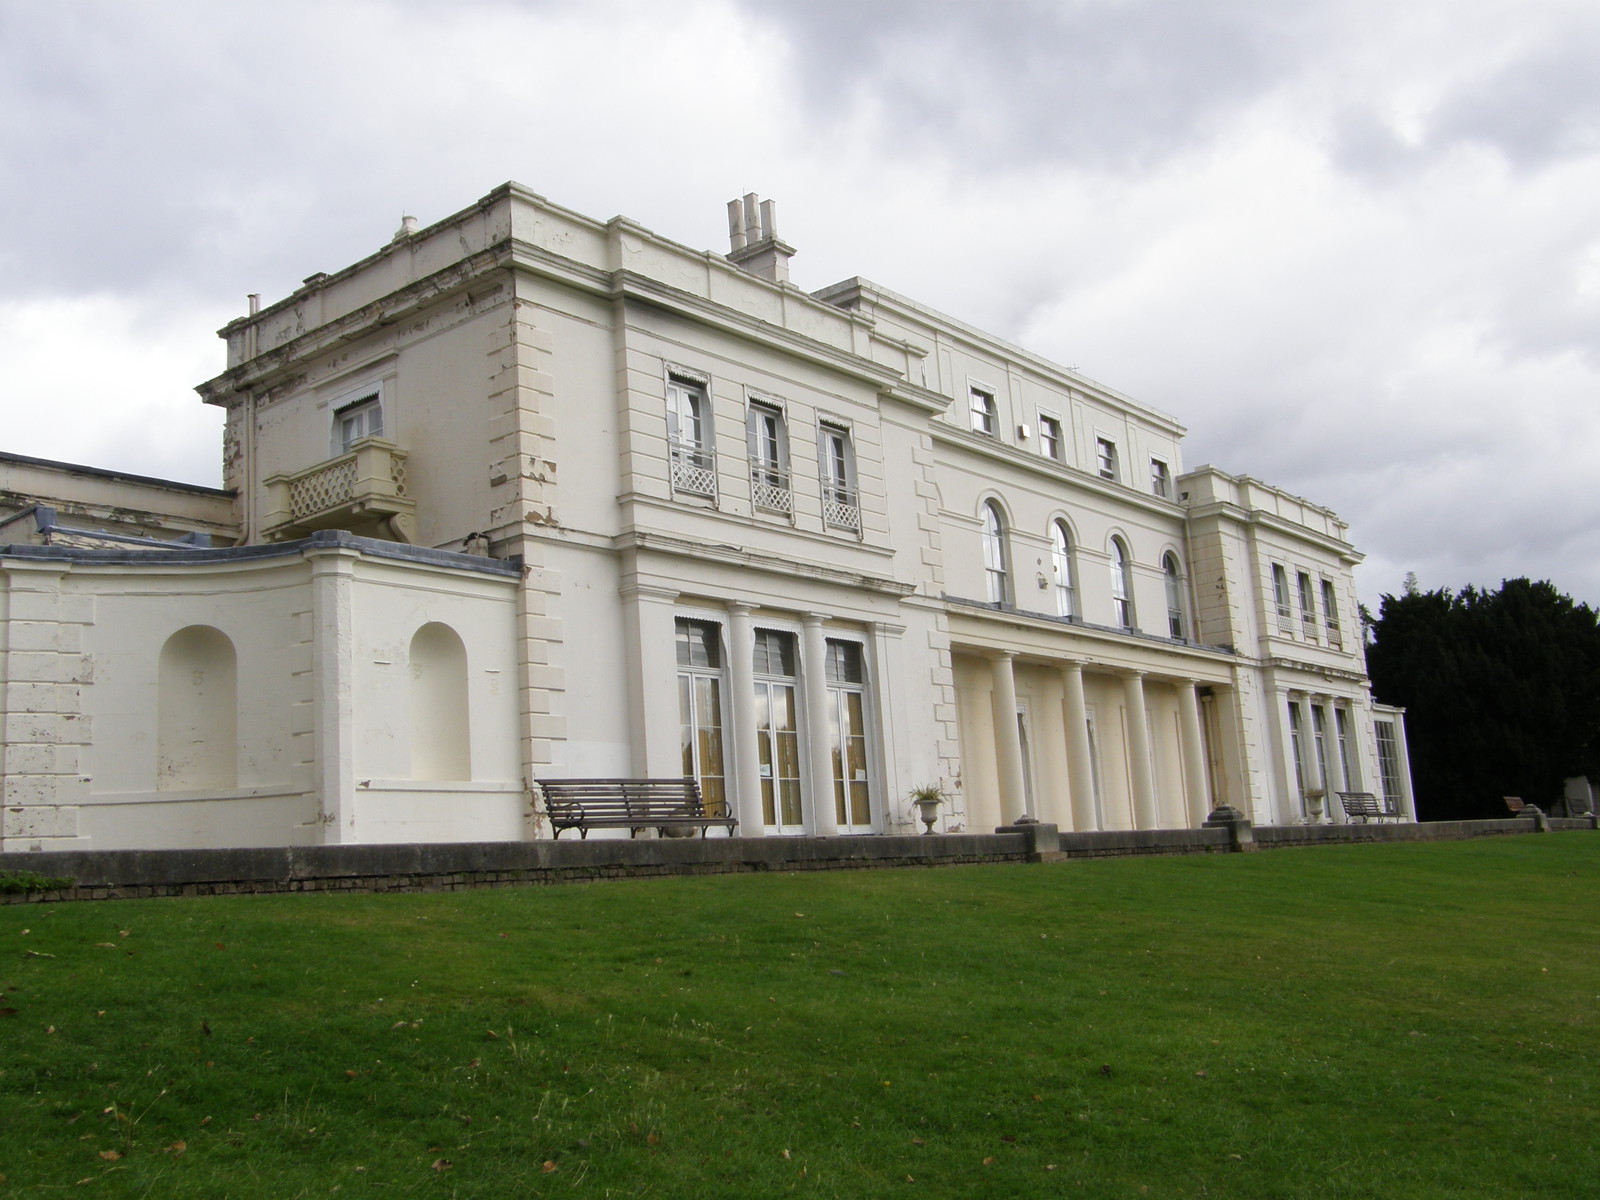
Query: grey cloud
[[0, 4, 504, 304], [744, 0, 1307, 172], [1428, 28, 1600, 168], [1328, 15, 1600, 181]]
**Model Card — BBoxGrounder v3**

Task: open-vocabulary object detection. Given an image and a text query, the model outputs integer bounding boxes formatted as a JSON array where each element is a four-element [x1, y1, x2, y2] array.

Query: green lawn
[[2, 836, 1596, 1198]]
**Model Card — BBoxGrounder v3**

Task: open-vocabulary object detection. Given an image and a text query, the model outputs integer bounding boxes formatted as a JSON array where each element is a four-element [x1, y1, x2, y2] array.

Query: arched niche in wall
[[157, 625, 238, 791], [409, 622, 471, 781]]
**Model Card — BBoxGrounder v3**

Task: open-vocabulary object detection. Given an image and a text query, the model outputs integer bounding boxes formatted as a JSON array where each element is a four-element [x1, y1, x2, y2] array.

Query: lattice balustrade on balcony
[[261, 437, 417, 543]]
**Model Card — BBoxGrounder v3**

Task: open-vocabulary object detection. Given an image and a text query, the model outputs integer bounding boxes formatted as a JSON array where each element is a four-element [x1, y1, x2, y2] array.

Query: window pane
[[825, 639, 863, 685], [675, 619, 721, 668], [1053, 524, 1075, 617]]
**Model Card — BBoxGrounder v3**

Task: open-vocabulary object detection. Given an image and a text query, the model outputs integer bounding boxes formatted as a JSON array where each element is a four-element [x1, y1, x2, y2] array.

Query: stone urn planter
[[909, 784, 946, 834]]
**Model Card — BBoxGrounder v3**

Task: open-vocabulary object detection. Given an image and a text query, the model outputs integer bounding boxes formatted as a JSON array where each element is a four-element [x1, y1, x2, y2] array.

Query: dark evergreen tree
[[1365, 578, 1600, 820]]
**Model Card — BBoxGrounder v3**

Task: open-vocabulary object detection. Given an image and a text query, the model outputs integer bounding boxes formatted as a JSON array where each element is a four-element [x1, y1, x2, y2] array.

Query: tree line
[[1364, 577, 1600, 821]]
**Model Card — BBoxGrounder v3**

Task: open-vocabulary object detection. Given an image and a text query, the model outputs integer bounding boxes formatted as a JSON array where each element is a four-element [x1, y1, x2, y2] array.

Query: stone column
[[1177, 680, 1211, 828], [1059, 661, 1097, 831], [1122, 670, 1159, 830], [727, 604, 765, 837], [1035, 676, 1072, 829], [989, 651, 1026, 825], [802, 614, 839, 836]]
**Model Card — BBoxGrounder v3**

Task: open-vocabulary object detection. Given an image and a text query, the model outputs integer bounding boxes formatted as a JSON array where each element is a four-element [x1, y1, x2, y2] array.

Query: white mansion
[[0, 184, 1413, 851]]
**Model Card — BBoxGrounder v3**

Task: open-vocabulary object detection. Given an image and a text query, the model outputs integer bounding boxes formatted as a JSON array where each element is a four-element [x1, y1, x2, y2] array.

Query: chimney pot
[[724, 192, 796, 285]]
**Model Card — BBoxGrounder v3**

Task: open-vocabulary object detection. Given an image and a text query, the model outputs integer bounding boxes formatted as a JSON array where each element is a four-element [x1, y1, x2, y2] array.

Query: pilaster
[[0, 561, 91, 850], [307, 548, 356, 842]]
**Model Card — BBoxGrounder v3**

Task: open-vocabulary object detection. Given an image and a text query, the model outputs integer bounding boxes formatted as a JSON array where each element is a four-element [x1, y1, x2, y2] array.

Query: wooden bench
[[1504, 796, 1526, 815], [1338, 791, 1395, 823], [537, 777, 737, 840]]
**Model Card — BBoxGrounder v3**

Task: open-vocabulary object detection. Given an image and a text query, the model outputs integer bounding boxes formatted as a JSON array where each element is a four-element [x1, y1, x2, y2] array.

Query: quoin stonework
[[0, 184, 1414, 852]]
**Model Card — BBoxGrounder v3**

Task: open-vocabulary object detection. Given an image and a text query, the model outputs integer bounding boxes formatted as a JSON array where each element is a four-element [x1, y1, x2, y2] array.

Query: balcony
[[822, 484, 860, 534], [750, 461, 793, 516], [262, 438, 416, 543], [670, 443, 716, 499]]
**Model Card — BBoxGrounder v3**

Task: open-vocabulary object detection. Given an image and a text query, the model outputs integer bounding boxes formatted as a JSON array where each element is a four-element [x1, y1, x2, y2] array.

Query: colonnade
[[985, 650, 1217, 832]]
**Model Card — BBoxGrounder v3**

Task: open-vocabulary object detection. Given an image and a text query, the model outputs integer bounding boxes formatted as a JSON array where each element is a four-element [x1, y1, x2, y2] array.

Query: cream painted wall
[[0, 539, 522, 851]]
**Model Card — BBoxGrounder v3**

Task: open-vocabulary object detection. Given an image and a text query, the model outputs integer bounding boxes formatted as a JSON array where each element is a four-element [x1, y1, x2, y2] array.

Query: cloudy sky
[[4, 0, 1598, 609]]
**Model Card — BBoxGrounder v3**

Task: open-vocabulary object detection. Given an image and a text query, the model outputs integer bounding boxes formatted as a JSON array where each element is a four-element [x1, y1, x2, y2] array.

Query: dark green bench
[[538, 778, 737, 840], [1338, 791, 1396, 823]]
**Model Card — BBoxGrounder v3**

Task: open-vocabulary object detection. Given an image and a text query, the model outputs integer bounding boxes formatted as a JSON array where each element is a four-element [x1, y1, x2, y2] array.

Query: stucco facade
[[0, 184, 1413, 850]]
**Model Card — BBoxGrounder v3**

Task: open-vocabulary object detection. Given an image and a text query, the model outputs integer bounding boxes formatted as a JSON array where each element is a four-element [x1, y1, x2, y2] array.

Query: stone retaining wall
[[1, 816, 1591, 904]]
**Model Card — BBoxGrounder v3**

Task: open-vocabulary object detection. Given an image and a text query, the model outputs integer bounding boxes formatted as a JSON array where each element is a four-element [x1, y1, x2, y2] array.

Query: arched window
[[1163, 552, 1186, 639], [157, 626, 237, 791], [409, 623, 471, 781], [1052, 520, 1076, 618], [1110, 538, 1135, 629], [982, 502, 1010, 605]]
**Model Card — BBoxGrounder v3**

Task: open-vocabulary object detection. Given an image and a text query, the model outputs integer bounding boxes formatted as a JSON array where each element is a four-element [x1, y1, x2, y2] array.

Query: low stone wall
[[0, 816, 1590, 903], [0, 830, 1042, 902]]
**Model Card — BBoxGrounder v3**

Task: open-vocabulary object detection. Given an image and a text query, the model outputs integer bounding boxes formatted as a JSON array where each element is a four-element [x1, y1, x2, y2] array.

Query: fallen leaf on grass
[[431, 1159, 452, 1171], [647, 1132, 660, 1146], [95, 943, 117, 949], [983, 1156, 996, 1166], [22, 951, 55, 959], [163, 1141, 186, 1155], [98, 1150, 121, 1161], [542, 1161, 558, 1173], [781, 1149, 791, 1160]]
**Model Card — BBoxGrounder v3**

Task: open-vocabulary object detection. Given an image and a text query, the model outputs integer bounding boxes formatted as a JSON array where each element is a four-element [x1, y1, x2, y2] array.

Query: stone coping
[[1, 818, 1588, 903]]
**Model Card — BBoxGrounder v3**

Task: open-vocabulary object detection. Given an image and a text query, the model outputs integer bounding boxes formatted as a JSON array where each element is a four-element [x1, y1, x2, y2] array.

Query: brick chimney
[[725, 193, 795, 284]]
